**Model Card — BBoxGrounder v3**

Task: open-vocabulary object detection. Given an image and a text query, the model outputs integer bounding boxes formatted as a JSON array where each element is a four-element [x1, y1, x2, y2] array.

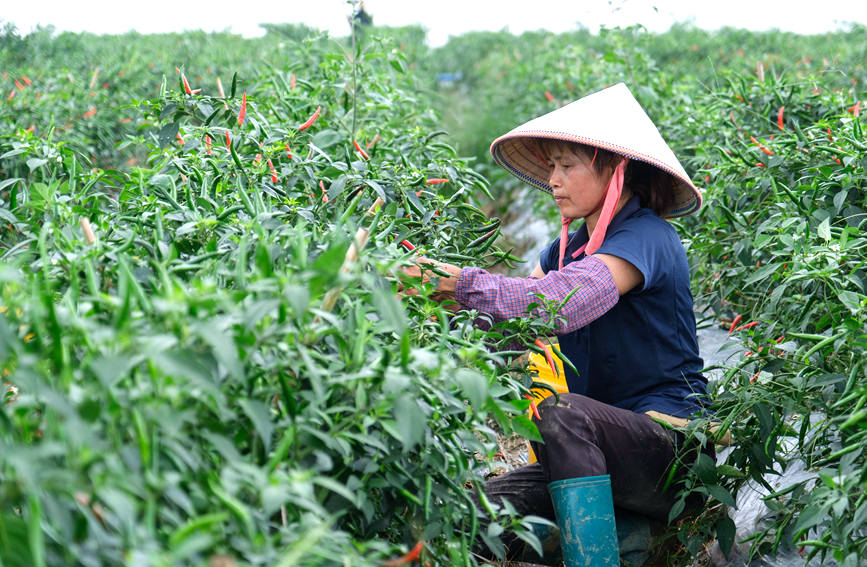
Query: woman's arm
[[454, 256, 619, 334], [592, 254, 643, 295], [529, 262, 545, 279]]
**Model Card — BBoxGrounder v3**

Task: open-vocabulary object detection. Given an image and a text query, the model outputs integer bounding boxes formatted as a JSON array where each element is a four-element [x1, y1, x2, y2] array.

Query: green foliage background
[[1, 14, 866, 567]]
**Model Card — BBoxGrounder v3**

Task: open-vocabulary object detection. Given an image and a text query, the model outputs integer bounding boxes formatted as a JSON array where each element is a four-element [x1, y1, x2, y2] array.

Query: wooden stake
[[79, 217, 96, 245], [88, 67, 101, 90], [216, 77, 229, 109], [320, 197, 385, 313]]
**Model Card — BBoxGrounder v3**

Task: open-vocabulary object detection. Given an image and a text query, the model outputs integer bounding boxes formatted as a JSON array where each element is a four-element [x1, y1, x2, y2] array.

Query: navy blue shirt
[[539, 196, 708, 418]]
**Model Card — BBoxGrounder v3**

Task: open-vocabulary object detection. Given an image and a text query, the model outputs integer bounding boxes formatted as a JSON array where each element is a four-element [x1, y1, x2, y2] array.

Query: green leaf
[[371, 286, 407, 334], [238, 399, 274, 452], [26, 158, 48, 172], [793, 504, 825, 535], [511, 414, 542, 443], [310, 243, 347, 276], [362, 179, 387, 202], [833, 188, 849, 212], [455, 368, 487, 408], [715, 464, 747, 479], [194, 321, 242, 380], [0, 207, 18, 225], [312, 129, 342, 149], [0, 178, 22, 192], [394, 395, 425, 451], [838, 290, 862, 315], [817, 217, 831, 241], [716, 515, 736, 558], [744, 262, 780, 286], [157, 121, 180, 148], [0, 148, 27, 159], [327, 175, 347, 200], [0, 512, 34, 567], [89, 354, 138, 387], [312, 476, 360, 508], [706, 484, 736, 508]]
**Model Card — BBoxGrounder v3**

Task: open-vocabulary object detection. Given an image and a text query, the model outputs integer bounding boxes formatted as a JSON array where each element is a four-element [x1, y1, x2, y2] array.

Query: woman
[[406, 83, 711, 565]]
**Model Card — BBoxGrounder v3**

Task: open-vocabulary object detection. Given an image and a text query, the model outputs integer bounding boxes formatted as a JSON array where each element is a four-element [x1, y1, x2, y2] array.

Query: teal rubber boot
[[548, 474, 619, 566]]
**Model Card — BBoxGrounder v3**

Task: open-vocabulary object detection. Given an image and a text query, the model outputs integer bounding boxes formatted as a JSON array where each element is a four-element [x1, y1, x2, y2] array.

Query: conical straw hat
[[489, 83, 701, 218]]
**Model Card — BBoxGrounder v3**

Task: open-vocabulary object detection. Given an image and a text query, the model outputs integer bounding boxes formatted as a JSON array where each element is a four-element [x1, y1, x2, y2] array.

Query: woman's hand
[[398, 257, 463, 310]]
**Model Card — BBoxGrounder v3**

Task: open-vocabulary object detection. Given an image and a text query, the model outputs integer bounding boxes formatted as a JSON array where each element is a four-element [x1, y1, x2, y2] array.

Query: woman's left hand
[[397, 257, 462, 308]]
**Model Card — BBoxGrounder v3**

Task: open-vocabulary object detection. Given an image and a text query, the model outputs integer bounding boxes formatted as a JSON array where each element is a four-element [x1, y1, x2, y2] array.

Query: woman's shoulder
[[610, 207, 679, 244]]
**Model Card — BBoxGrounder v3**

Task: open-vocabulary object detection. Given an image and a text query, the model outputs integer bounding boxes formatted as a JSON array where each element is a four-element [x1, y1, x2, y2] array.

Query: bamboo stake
[[320, 197, 385, 313], [216, 77, 229, 110], [88, 67, 101, 90], [79, 217, 96, 245]]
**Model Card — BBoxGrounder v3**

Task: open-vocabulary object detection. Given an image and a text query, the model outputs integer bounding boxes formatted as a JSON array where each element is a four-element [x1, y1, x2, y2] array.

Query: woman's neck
[[585, 188, 633, 236]]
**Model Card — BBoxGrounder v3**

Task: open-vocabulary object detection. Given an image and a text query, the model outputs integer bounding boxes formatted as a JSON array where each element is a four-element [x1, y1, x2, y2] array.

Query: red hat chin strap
[[556, 157, 629, 270], [584, 157, 628, 256], [557, 216, 573, 271]]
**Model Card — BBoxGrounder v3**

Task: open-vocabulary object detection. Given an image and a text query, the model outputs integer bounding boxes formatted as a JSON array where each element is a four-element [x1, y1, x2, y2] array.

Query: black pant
[[482, 393, 710, 527]]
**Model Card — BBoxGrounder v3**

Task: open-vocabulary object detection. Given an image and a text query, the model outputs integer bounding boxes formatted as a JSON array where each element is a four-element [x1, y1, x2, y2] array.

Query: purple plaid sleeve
[[454, 255, 619, 334]]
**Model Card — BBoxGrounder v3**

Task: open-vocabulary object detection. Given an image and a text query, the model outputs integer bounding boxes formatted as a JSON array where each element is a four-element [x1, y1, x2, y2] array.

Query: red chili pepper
[[182, 73, 192, 95], [267, 158, 278, 183], [253, 153, 262, 166], [14, 80, 24, 91], [205, 135, 212, 155], [750, 371, 760, 383], [238, 92, 247, 126], [319, 180, 328, 203], [425, 178, 449, 184], [545, 90, 555, 103], [21, 75, 31, 85], [83, 107, 97, 119], [756, 163, 766, 168], [176, 133, 184, 145], [7, 90, 15, 101], [728, 314, 742, 336], [827, 127, 833, 140], [290, 74, 296, 89], [734, 321, 759, 332], [848, 101, 861, 117], [534, 339, 558, 378], [298, 106, 321, 131], [175, 66, 181, 74], [353, 139, 369, 160], [750, 135, 773, 155], [285, 144, 292, 159], [382, 541, 424, 567], [399, 240, 415, 251], [225, 131, 231, 148], [525, 394, 542, 421], [777, 106, 784, 130]]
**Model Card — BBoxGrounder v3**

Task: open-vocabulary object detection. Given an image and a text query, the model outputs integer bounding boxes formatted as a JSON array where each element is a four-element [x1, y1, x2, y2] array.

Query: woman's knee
[[536, 394, 597, 438]]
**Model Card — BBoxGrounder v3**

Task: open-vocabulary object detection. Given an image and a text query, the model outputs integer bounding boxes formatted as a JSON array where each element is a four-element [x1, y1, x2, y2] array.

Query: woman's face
[[546, 147, 612, 220]]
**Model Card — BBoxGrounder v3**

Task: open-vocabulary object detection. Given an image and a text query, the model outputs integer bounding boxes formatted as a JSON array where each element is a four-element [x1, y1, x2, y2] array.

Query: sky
[[4, 0, 866, 47]]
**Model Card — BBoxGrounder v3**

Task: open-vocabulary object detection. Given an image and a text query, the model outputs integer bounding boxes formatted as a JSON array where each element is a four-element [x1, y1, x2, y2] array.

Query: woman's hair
[[533, 139, 676, 217]]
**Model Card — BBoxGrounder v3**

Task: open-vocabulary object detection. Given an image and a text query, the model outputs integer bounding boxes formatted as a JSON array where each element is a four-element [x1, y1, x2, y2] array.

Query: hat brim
[[489, 83, 702, 218]]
